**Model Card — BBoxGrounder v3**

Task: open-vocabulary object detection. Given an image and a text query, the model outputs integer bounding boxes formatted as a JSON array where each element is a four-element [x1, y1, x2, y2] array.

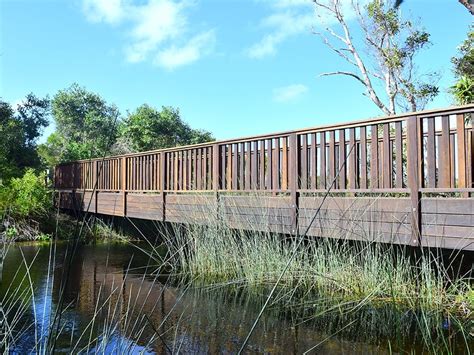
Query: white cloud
[[154, 30, 216, 70], [247, 1, 315, 59], [248, 0, 361, 59], [83, 0, 125, 24], [82, 0, 214, 69], [273, 84, 308, 102], [247, 10, 314, 58]]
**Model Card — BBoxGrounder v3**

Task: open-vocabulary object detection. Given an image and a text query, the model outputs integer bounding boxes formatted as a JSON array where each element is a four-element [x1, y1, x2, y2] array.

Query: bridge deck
[[55, 105, 474, 251]]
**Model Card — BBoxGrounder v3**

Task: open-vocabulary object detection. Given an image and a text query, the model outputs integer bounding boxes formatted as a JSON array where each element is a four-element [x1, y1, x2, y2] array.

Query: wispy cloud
[[247, 0, 314, 59], [82, 0, 215, 69], [154, 30, 216, 70], [273, 84, 308, 102], [83, 0, 125, 24], [248, 0, 361, 59]]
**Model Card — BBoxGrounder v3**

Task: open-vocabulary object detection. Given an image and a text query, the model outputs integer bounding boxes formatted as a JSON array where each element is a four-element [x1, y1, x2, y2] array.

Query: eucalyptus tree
[[313, 0, 439, 115]]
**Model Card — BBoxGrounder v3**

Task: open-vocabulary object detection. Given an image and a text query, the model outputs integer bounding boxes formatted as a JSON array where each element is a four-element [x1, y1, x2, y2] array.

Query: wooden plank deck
[[55, 105, 474, 251]]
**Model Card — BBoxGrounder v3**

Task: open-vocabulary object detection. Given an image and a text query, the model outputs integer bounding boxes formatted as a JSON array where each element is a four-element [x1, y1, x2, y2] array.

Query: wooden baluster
[[360, 127, 367, 189], [348, 128, 356, 190], [319, 132, 326, 189], [301, 135, 308, 190], [227, 145, 232, 190], [383, 124, 391, 188], [231, 144, 238, 190], [339, 129, 346, 189], [281, 138, 288, 190], [259, 140, 265, 189], [311, 133, 317, 190], [239, 143, 244, 189], [457, 114, 468, 196], [273, 138, 280, 191], [266, 139, 272, 190], [370, 125, 379, 188], [329, 131, 335, 187], [439, 115, 451, 187], [246, 141, 252, 190], [395, 122, 403, 188]]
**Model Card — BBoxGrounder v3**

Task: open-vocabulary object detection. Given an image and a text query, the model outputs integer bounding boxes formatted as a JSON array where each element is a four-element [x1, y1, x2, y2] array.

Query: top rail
[[55, 105, 474, 196]]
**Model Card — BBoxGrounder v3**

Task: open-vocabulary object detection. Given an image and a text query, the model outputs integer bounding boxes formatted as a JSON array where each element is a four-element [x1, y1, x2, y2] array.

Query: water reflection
[[1, 243, 469, 354]]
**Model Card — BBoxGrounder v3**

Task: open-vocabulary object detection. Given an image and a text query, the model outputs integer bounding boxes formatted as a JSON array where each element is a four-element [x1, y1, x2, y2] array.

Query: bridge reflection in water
[[2, 243, 418, 354]]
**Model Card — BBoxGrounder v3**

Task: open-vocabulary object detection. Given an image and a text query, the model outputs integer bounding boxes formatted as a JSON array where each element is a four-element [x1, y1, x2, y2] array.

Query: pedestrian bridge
[[55, 105, 474, 251]]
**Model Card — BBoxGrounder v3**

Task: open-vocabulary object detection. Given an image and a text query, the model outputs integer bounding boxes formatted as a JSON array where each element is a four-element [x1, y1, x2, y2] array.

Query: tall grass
[[156, 192, 473, 354], [165, 222, 472, 312]]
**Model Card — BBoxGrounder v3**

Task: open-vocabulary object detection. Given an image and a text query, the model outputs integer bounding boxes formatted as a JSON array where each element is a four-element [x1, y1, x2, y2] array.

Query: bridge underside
[[57, 190, 474, 251]]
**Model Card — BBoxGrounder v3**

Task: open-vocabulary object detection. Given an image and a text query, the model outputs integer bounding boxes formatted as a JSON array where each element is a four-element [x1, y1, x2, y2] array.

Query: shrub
[[1, 169, 52, 218]]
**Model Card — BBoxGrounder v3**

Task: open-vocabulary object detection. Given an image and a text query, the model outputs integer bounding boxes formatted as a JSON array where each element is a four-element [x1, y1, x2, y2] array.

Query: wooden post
[[122, 157, 127, 217], [288, 133, 299, 235], [457, 114, 468, 197], [160, 152, 166, 222], [95, 160, 99, 214], [407, 116, 421, 246], [212, 143, 220, 220]]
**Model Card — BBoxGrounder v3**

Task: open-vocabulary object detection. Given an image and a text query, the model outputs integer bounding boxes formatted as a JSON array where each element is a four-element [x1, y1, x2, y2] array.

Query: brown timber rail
[[55, 105, 474, 250]]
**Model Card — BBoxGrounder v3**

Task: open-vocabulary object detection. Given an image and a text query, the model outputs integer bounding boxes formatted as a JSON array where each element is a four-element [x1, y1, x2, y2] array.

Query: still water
[[1, 242, 470, 354]]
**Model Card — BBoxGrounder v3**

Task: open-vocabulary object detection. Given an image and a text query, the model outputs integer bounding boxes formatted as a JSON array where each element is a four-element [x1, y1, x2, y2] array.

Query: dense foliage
[[119, 104, 214, 152], [0, 169, 52, 219], [0, 94, 49, 181], [38, 84, 214, 166], [39, 84, 120, 167], [451, 26, 474, 104]]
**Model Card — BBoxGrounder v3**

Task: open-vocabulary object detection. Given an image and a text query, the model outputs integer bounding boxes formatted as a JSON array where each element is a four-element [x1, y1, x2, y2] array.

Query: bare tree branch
[[319, 71, 366, 86]]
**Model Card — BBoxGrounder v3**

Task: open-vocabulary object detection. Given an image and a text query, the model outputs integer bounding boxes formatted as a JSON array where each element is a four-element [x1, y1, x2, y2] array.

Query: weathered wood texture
[[421, 198, 474, 250], [298, 197, 412, 245], [221, 195, 293, 234], [55, 105, 474, 250]]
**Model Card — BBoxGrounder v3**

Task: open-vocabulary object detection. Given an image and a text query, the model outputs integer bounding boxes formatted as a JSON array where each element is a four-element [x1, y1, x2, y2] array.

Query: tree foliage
[[0, 169, 52, 218], [0, 94, 49, 181], [39, 84, 214, 166], [49, 83, 120, 163], [314, 0, 439, 115], [451, 26, 474, 104], [119, 105, 214, 152]]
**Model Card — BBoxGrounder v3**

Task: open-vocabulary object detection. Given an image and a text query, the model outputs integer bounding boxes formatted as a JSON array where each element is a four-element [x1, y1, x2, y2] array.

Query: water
[[1, 242, 471, 354]]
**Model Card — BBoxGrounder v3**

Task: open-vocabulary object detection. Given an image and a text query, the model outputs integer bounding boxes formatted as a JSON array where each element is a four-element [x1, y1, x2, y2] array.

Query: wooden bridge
[[55, 105, 474, 251]]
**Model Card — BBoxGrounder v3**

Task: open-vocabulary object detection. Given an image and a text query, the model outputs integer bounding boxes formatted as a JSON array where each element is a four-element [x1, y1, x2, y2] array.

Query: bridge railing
[[55, 104, 474, 196]]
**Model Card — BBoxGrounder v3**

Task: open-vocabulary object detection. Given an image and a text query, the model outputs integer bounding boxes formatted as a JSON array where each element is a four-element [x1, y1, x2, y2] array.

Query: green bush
[[0, 169, 52, 218]]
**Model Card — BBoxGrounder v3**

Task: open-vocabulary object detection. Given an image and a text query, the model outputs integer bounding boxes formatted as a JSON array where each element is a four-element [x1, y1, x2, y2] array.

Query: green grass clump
[[163, 220, 472, 315]]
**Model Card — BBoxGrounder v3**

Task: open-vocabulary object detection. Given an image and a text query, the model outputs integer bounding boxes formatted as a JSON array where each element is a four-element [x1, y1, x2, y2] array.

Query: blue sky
[[1, 0, 472, 143]]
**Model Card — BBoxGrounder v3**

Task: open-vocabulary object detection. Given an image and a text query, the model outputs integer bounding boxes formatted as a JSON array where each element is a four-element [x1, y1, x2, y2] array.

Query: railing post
[[95, 160, 99, 214], [288, 133, 299, 235], [212, 143, 221, 220], [160, 152, 166, 222], [121, 157, 127, 217], [457, 114, 469, 197], [407, 116, 421, 246]]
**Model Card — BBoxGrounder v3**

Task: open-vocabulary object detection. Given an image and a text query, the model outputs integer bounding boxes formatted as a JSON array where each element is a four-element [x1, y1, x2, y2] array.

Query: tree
[[119, 105, 214, 152], [0, 95, 50, 181], [313, 0, 439, 115], [450, 26, 474, 104], [39, 84, 120, 166]]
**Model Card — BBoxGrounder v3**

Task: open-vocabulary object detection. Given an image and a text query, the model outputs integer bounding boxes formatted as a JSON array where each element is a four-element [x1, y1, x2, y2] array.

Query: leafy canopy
[[120, 104, 214, 152], [40, 84, 120, 166], [0, 94, 49, 181], [451, 26, 474, 104]]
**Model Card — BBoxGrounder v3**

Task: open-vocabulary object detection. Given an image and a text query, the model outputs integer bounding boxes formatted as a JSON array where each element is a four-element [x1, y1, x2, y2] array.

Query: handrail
[[56, 104, 474, 165]]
